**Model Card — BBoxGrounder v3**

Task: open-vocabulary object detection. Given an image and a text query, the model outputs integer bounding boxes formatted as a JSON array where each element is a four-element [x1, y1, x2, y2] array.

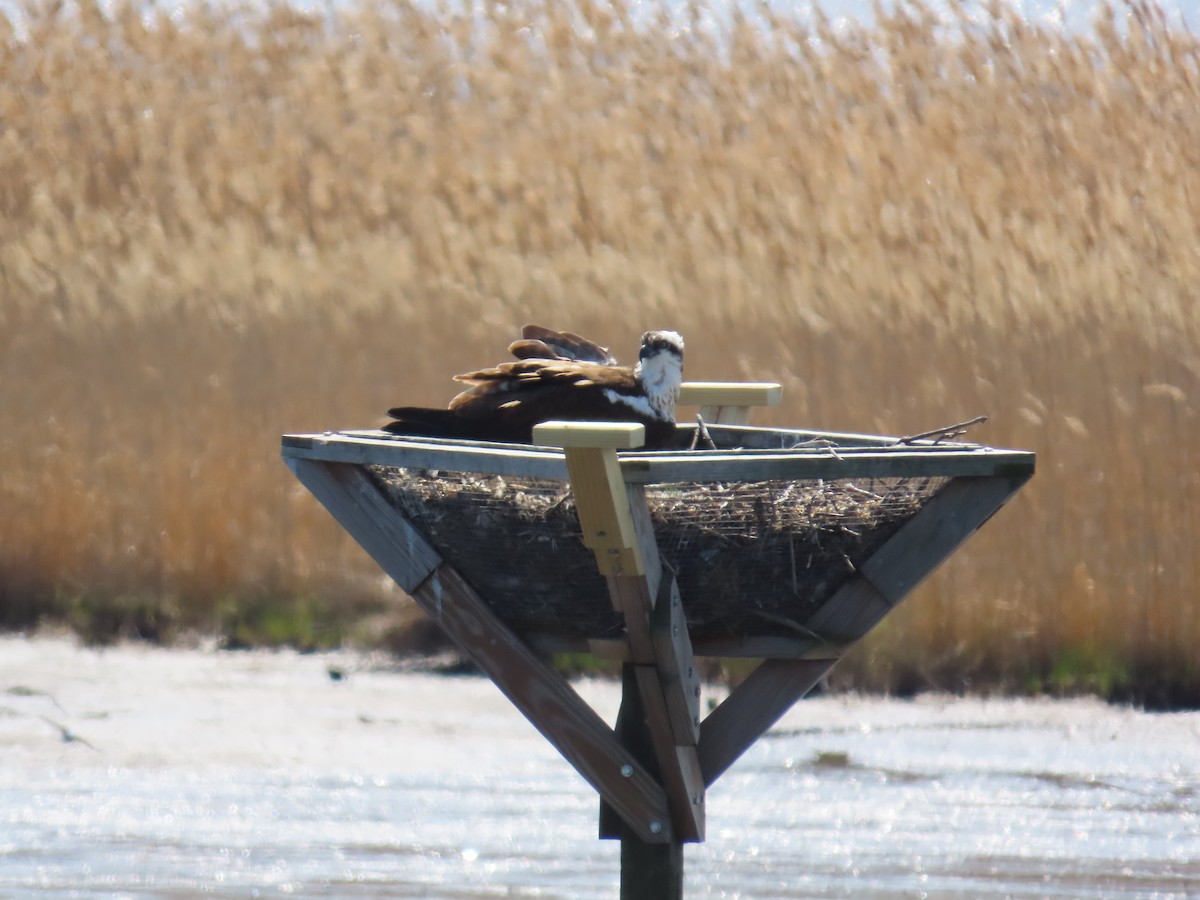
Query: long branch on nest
[[896, 415, 988, 445]]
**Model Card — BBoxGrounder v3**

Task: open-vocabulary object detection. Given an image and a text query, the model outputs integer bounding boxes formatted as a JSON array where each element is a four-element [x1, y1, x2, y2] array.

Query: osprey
[[383, 326, 685, 448]]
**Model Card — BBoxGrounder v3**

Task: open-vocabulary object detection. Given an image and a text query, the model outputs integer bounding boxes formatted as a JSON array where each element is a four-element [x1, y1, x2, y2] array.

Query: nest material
[[369, 466, 947, 642]]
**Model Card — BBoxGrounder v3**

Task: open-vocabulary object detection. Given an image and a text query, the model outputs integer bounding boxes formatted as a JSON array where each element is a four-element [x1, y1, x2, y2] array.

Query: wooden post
[[526, 429, 696, 886], [614, 664, 685, 900], [534, 422, 705, 844], [678, 381, 782, 426]]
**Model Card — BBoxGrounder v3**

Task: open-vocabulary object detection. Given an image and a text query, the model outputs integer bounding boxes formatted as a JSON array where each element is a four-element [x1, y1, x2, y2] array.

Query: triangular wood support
[[805, 473, 1033, 641], [286, 457, 675, 844], [283, 407, 1033, 899], [695, 470, 1032, 783]]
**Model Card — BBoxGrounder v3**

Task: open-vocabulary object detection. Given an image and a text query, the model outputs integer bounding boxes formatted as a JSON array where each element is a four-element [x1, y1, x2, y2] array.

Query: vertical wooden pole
[[615, 665, 684, 900]]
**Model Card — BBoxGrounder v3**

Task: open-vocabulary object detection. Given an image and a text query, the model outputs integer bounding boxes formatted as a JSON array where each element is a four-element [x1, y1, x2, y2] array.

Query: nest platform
[[285, 422, 1032, 658], [283, 404, 1033, 898]]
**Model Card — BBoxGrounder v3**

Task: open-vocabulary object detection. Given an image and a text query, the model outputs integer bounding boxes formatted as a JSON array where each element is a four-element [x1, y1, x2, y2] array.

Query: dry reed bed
[[1, 0, 1197, 701]]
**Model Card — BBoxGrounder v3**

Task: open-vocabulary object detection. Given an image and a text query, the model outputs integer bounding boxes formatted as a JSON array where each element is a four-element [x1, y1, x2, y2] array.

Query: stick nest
[[369, 466, 946, 642]]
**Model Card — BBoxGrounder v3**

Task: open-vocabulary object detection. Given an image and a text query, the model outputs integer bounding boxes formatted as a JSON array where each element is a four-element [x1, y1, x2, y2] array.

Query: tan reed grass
[[1, 0, 1197, 700]]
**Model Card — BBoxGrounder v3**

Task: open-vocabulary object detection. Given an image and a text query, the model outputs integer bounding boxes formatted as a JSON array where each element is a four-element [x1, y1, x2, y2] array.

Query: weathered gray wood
[[618, 729, 687, 894], [631, 664, 705, 842], [412, 566, 674, 844], [619, 449, 1035, 485], [621, 838, 684, 900], [697, 658, 839, 787], [608, 577, 706, 843], [284, 459, 442, 592], [605, 667, 686, 898], [860, 474, 1031, 602], [605, 575, 657, 664], [803, 577, 894, 643], [282, 431, 1035, 485], [651, 574, 701, 745], [626, 484, 664, 603], [602, 485, 664, 664], [283, 432, 570, 480], [804, 473, 1032, 641], [602, 489, 704, 841]]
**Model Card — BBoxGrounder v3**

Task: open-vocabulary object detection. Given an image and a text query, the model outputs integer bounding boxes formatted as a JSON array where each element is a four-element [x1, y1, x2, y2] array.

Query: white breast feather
[[603, 388, 659, 419], [634, 351, 683, 418]]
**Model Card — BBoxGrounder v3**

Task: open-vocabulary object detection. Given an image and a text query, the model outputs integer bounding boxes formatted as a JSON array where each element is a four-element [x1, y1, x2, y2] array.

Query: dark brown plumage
[[383, 326, 684, 447]]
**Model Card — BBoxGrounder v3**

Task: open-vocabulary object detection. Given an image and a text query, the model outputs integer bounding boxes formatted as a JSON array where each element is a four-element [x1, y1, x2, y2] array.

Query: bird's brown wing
[[509, 325, 618, 366], [447, 359, 634, 418]]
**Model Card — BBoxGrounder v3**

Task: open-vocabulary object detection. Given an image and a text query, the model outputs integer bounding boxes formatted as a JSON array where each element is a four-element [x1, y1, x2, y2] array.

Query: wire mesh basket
[[370, 465, 947, 641]]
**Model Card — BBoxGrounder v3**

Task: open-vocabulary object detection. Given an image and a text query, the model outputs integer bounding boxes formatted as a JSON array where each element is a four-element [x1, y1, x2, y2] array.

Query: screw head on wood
[[620, 764, 634, 778], [649, 820, 663, 834]]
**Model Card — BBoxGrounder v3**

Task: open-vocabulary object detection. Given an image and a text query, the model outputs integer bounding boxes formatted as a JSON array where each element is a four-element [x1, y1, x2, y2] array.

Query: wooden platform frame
[[282, 384, 1033, 899]]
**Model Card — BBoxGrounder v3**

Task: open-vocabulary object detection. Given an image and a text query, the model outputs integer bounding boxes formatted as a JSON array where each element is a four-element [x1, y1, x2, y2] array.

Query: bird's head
[[638, 330, 685, 363], [636, 330, 684, 413]]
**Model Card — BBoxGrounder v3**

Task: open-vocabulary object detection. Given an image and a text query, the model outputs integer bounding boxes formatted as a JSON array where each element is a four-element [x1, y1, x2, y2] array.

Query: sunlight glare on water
[[1, 637, 1198, 898]]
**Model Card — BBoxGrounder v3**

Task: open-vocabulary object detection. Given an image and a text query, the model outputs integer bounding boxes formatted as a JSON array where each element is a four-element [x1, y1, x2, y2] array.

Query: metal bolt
[[620, 764, 634, 778], [649, 820, 663, 835]]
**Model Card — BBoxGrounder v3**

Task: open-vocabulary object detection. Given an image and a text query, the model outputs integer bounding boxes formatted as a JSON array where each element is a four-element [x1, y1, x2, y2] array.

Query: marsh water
[[1, 636, 1197, 898]]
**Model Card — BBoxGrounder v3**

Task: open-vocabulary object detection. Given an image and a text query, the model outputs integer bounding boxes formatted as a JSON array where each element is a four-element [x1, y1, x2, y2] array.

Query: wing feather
[[448, 360, 636, 413], [516, 325, 618, 365], [508, 339, 560, 360]]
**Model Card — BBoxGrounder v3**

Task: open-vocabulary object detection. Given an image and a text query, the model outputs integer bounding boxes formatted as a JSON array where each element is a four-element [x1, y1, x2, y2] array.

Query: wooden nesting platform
[[282, 405, 1033, 898]]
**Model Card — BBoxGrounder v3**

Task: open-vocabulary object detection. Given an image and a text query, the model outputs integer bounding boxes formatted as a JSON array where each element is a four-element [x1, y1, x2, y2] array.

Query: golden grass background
[[2, 0, 1198, 702]]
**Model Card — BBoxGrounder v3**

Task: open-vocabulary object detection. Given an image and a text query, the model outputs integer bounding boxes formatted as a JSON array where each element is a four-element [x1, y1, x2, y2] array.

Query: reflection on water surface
[[1, 637, 1197, 898]]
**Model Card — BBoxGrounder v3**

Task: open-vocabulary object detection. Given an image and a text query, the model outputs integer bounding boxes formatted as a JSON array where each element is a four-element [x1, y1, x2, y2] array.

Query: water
[[2, 636, 1198, 898]]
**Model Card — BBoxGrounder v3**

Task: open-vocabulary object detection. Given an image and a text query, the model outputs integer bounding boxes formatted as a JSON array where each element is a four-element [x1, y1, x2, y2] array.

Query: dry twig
[[689, 414, 717, 451], [896, 416, 988, 445]]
